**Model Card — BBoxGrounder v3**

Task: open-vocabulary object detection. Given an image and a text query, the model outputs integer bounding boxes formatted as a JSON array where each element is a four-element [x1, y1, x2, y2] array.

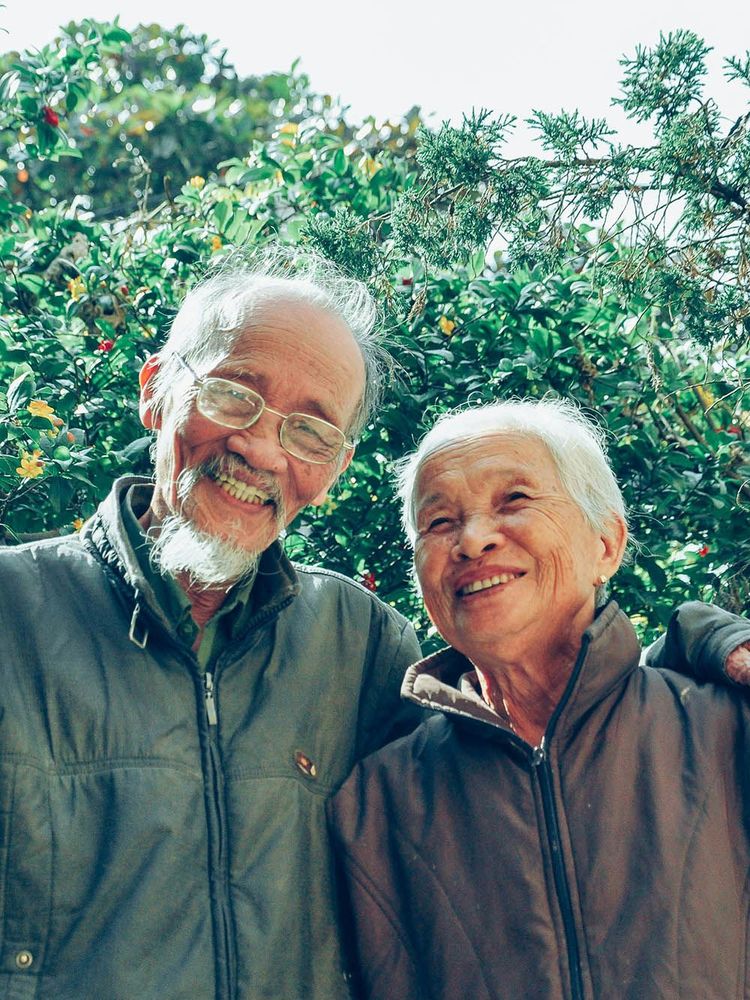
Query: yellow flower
[[27, 399, 56, 423], [211, 235, 222, 252], [695, 384, 716, 408], [67, 275, 85, 300], [16, 449, 44, 479], [188, 175, 206, 189], [439, 316, 456, 336], [72, 517, 84, 531], [362, 155, 382, 178], [273, 169, 284, 184], [278, 122, 298, 135]]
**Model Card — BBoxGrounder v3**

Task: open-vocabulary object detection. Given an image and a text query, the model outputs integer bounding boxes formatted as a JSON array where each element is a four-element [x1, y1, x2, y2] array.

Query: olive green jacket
[[0, 476, 420, 1000]]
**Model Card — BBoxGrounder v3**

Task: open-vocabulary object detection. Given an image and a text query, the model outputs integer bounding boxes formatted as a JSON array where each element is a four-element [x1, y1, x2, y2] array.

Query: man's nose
[[226, 414, 288, 474], [452, 515, 506, 561]]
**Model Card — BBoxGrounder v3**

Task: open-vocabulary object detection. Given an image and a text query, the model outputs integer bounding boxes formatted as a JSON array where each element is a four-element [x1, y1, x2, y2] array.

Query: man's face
[[413, 432, 622, 666], [141, 297, 364, 560]]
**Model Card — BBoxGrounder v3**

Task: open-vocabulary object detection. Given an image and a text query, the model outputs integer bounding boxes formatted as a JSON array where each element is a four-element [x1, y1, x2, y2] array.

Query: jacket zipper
[[203, 682, 236, 1000], [94, 530, 297, 1000], [204, 671, 218, 726], [531, 740, 584, 1000]]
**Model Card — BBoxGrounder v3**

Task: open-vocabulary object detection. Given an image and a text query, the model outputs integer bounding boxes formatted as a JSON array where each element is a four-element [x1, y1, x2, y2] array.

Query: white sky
[[2, 0, 749, 153]]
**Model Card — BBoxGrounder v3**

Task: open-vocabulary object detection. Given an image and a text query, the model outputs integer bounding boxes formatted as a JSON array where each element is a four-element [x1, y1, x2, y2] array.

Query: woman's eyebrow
[[416, 491, 449, 511]]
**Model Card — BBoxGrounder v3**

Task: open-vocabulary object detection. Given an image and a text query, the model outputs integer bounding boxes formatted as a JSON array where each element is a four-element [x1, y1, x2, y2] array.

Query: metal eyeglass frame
[[172, 351, 354, 465]]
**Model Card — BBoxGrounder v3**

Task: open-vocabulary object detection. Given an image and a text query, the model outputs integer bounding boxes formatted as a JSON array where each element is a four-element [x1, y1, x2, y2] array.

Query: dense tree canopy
[[0, 19, 748, 646]]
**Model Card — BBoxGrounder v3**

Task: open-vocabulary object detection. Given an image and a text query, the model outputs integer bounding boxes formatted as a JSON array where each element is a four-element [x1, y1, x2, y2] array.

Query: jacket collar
[[81, 476, 300, 648], [402, 601, 641, 740]]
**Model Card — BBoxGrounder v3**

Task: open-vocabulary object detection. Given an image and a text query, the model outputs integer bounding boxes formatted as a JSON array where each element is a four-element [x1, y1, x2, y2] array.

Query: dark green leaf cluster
[[724, 53, 750, 89], [527, 109, 615, 159], [615, 30, 712, 127], [491, 159, 549, 224], [415, 109, 514, 187], [303, 205, 379, 280]]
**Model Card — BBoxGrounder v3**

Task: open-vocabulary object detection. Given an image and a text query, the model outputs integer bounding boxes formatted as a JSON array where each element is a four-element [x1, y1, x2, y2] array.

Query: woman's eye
[[427, 516, 453, 532], [506, 492, 529, 503]]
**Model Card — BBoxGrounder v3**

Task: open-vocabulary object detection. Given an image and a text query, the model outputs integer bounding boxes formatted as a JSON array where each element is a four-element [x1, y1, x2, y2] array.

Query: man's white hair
[[396, 396, 628, 545], [148, 245, 386, 439]]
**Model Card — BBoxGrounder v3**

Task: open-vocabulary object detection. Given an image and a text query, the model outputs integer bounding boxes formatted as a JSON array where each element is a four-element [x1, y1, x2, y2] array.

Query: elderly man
[[329, 398, 750, 1000], [0, 252, 420, 1000]]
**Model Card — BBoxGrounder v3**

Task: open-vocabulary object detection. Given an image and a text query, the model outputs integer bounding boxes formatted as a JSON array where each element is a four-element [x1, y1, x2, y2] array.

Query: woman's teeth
[[459, 573, 521, 596], [215, 473, 271, 505]]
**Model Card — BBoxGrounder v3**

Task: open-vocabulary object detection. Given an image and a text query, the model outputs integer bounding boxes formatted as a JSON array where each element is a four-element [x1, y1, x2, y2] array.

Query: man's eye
[[225, 387, 250, 402], [506, 491, 529, 503]]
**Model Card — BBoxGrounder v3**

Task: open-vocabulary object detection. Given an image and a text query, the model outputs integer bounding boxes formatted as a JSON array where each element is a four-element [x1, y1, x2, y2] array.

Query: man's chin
[[147, 513, 262, 590]]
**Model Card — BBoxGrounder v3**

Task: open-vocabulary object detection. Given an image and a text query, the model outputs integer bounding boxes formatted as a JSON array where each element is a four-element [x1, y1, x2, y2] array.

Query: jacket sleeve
[[644, 601, 750, 685], [355, 613, 423, 760]]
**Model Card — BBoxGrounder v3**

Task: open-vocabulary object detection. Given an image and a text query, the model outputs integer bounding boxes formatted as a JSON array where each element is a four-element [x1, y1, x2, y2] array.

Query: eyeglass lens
[[196, 379, 344, 463]]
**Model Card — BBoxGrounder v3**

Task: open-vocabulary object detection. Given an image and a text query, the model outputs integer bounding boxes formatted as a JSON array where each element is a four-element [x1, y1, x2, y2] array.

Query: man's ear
[[309, 445, 355, 507], [139, 354, 162, 430], [597, 514, 628, 581]]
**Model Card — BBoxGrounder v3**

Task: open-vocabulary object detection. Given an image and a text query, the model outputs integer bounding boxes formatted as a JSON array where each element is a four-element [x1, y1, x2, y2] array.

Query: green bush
[[1, 21, 748, 649]]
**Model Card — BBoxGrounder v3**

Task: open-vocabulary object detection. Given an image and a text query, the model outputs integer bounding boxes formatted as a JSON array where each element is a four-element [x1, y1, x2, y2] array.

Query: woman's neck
[[473, 639, 581, 746]]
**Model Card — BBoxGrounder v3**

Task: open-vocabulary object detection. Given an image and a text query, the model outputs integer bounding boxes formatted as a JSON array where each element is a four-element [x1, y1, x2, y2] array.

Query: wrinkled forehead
[[192, 293, 360, 373], [413, 431, 559, 502]]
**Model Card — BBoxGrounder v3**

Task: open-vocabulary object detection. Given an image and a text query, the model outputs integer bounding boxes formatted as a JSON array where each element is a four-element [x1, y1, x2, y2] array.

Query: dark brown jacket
[[329, 602, 750, 1000]]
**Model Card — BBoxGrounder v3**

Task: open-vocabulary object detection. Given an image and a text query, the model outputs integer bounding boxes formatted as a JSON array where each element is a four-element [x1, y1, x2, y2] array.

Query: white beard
[[147, 457, 282, 589], [147, 514, 261, 589]]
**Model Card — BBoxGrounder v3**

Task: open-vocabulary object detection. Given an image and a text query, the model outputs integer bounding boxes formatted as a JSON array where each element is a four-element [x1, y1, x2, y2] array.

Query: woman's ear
[[139, 355, 162, 430]]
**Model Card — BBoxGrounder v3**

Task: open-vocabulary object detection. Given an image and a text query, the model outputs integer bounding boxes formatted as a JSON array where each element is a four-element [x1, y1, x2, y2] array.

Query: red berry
[[698, 545, 710, 557], [97, 339, 115, 353], [361, 571, 377, 592], [42, 106, 60, 127]]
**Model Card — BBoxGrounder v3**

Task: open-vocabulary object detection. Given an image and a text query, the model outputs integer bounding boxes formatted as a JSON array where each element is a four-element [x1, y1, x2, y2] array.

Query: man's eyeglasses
[[173, 353, 354, 465]]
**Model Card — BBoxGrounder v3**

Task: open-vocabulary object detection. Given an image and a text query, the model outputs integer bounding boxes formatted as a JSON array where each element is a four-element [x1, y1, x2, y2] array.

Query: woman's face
[[413, 432, 624, 667]]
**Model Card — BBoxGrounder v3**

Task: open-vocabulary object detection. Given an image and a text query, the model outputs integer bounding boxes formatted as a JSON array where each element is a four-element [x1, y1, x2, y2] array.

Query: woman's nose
[[452, 515, 506, 561]]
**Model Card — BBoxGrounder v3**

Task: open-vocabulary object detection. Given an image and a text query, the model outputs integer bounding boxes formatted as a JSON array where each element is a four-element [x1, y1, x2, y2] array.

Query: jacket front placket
[[409, 632, 599, 1000]]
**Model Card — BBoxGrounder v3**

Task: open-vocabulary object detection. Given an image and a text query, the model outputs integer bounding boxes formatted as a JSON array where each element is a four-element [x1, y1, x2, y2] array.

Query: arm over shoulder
[[645, 601, 750, 685]]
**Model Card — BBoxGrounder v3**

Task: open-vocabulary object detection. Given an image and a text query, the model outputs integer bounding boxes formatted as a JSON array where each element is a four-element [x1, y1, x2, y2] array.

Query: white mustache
[[177, 456, 284, 515]]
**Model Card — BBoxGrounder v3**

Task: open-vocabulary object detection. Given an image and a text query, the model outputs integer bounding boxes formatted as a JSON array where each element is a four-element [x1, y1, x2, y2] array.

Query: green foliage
[[304, 205, 379, 281], [615, 30, 712, 125], [0, 21, 336, 217], [0, 22, 748, 651]]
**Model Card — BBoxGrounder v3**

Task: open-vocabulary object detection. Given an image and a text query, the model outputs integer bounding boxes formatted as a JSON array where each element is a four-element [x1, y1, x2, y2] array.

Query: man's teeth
[[215, 473, 271, 505], [459, 573, 521, 596]]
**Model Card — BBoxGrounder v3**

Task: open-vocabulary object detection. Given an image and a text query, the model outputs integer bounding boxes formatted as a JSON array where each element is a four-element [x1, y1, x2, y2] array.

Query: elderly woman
[[329, 398, 750, 1000]]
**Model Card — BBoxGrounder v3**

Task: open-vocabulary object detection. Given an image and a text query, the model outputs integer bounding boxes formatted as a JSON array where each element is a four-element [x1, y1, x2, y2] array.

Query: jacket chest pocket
[[0, 762, 52, 997]]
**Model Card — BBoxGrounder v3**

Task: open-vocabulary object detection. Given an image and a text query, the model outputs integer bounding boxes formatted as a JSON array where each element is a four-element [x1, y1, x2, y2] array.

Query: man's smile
[[210, 471, 274, 506]]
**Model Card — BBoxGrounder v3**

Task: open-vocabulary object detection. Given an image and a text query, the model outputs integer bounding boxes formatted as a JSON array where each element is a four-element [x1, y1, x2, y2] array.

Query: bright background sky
[[2, 0, 749, 153]]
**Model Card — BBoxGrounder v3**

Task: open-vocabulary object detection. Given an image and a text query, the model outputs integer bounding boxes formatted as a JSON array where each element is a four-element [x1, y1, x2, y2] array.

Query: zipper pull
[[204, 671, 218, 726], [531, 736, 547, 766]]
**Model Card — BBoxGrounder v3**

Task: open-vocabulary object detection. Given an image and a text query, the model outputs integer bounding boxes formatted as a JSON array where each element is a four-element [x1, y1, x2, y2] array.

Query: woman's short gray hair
[[148, 245, 387, 438], [396, 396, 628, 551]]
